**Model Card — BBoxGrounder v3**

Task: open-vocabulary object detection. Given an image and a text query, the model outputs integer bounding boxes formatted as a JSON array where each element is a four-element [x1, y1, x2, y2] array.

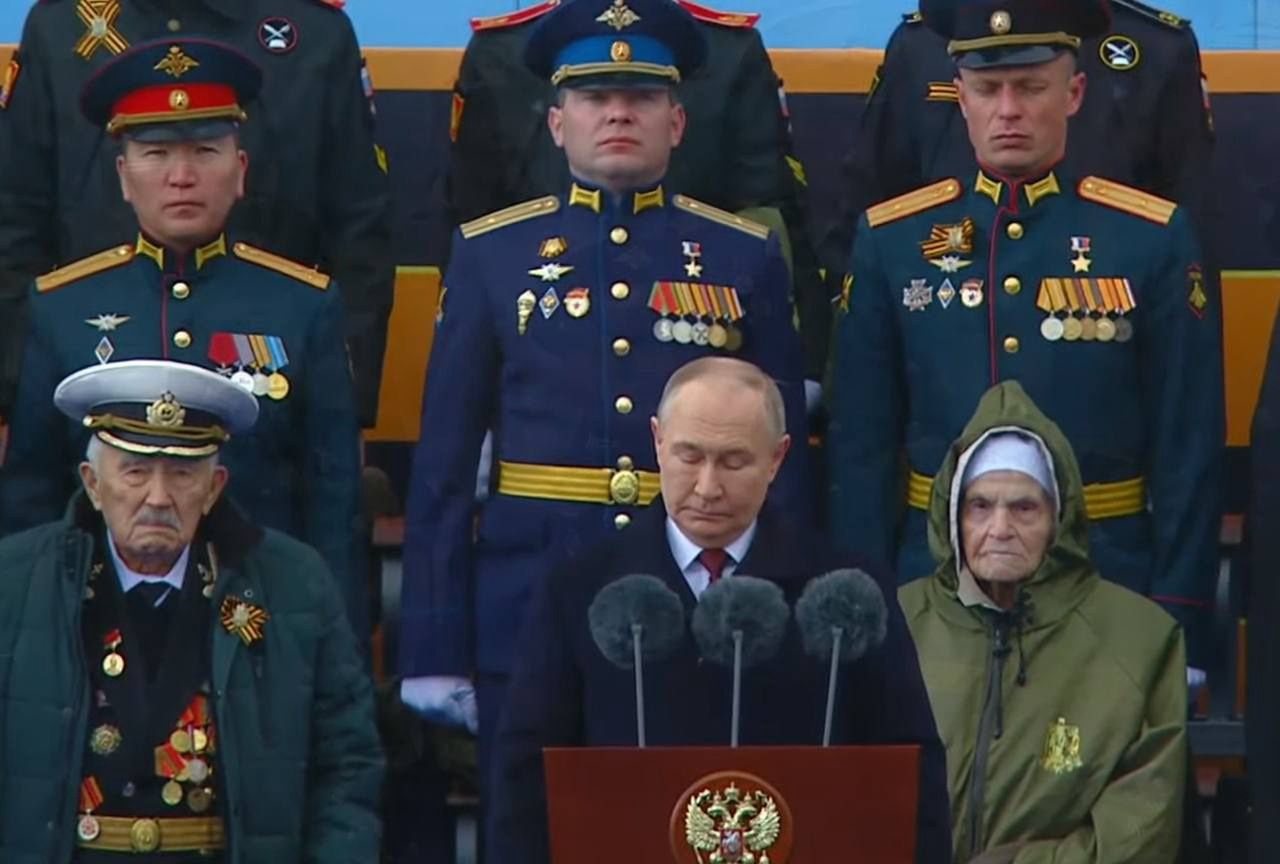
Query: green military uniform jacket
[[0, 0, 392, 424], [0, 494, 383, 863], [900, 381, 1187, 864], [827, 167, 1223, 664]]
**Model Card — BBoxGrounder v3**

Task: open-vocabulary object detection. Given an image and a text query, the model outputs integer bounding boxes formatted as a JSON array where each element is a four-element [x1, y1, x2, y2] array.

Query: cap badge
[[146, 392, 186, 428], [596, 0, 642, 31], [990, 10, 1012, 35], [611, 40, 632, 62], [154, 45, 200, 79], [169, 89, 190, 110]]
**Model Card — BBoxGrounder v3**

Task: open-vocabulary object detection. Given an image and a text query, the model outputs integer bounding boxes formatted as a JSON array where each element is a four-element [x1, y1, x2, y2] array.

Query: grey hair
[[656, 357, 786, 439]]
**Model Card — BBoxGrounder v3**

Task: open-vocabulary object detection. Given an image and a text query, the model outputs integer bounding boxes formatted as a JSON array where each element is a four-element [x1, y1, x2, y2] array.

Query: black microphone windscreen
[[587, 574, 686, 669], [794, 568, 888, 663], [691, 576, 789, 668]]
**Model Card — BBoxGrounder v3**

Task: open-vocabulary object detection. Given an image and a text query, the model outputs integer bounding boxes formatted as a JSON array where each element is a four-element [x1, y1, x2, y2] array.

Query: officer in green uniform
[[826, 0, 1223, 671], [447, 0, 828, 381], [0, 0, 392, 426], [818, 0, 1217, 379], [0, 38, 366, 642], [0, 359, 382, 863]]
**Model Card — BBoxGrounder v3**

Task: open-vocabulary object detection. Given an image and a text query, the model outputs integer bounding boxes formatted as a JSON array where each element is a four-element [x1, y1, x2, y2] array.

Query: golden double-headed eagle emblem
[[683, 781, 782, 864]]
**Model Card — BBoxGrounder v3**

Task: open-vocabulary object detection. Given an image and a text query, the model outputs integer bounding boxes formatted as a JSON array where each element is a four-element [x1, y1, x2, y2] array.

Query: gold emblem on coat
[[676, 771, 794, 864], [1041, 717, 1083, 774]]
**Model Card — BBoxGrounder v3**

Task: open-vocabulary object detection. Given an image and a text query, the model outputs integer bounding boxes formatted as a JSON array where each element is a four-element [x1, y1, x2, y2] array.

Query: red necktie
[[698, 548, 730, 583]]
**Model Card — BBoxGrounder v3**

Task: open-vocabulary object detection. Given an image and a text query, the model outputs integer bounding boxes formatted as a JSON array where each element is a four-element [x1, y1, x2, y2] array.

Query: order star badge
[[219, 596, 269, 646], [527, 262, 574, 282]]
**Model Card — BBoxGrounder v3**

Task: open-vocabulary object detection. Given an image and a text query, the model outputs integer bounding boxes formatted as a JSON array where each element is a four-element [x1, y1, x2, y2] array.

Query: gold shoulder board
[[1078, 176, 1177, 225], [471, 0, 560, 32], [232, 242, 331, 290], [460, 195, 560, 240], [866, 179, 962, 228], [1112, 0, 1187, 29], [36, 244, 134, 293], [672, 195, 769, 240], [675, 1, 761, 28]]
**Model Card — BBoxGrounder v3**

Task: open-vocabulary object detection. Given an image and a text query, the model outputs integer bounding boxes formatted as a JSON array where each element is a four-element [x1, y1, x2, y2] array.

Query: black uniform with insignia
[[826, 0, 1223, 667], [447, 0, 828, 377], [0, 39, 365, 643], [816, 0, 1216, 372], [0, 0, 392, 426]]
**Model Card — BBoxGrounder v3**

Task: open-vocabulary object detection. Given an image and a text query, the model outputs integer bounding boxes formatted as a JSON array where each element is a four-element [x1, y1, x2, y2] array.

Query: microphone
[[795, 568, 889, 745], [690, 576, 790, 746], [587, 574, 686, 746]]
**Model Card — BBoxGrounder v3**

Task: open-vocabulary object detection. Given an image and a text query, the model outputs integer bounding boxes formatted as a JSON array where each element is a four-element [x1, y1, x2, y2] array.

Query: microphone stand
[[823, 626, 844, 747], [632, 624, 646, 748], [730, 630, 743, 747]]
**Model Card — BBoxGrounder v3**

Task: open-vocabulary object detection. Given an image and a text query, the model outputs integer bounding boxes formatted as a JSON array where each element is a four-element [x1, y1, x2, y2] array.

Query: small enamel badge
[[539, 287, 560, 319], [1099, 35, 1140, 71], [564, 287, 591, 318], [937, 278, 956, 309], [902, 279, 933, 312], [258, 17, 298, 54], [220, 596, 269, 646], [539, 236, 568, 258], [517, 290, 537, 335], [682, 240, 704, 278]]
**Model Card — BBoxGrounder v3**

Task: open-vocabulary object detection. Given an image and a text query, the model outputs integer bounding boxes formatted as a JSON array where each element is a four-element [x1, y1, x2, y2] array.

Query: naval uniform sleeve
[[825, 218, 906, 565], [398, 231, 501, 677], [1002, 626, 1187, 864], [0, 288, 75, 536], [1139, 210, 1222, 668], [300, 546, 385, 862], [298, 282, 365, 642], [743, 233, 810, 513], [316, 13, 394, 428], [485, 560, 583, 864], [0, 12, 60, 416]]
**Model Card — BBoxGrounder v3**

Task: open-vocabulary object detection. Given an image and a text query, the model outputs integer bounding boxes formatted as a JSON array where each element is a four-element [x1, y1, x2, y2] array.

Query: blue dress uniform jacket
[[399, 182, 808, 680], [827, 169, 1223, 665], [0, 236, 365, 638], [487, 501, 951, 864], [0, 495, 383, 864]]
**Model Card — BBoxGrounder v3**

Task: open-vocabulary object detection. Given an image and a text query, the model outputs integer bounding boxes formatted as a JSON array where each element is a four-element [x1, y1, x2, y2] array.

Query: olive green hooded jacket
[[899, 381, 1186, 864]]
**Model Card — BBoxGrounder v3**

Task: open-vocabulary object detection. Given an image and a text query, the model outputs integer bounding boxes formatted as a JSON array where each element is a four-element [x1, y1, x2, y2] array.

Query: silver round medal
[[671, 320, 694, 344], [691, 321, 711, 346], [231, 370, 255, 393], [1040, 316, 1065, 341], [186, 757, 210, 784], [1114, 317, 1134, 343], [252, 372, 270, 396], [652, 318, 674, 342]]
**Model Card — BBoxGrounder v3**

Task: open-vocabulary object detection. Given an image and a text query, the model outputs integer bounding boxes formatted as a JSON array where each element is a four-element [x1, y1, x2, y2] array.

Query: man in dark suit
[[488, 356, 950, 864]]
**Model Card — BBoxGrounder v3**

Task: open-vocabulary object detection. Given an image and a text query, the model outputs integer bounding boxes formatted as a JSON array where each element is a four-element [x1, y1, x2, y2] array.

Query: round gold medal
[[102, 652, 125, 678], [1096, 317, 1117, 342], [1079, 317, 1097, 341], [169, 729, 192, 753], [708, 323, 729, 348], [723, 326, 744, 352], [266, 372, 290, 400], [162, 780, 184, 807], [192, 728, 209, 753], [1062, 317, 1083, 341], [90, 724, 122, 756]]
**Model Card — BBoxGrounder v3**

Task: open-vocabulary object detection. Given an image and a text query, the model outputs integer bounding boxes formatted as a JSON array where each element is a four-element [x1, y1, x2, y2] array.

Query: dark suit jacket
[[487, 500, 951, 863]]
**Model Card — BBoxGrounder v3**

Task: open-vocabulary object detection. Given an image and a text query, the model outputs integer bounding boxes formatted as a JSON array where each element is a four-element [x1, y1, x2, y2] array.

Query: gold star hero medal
[[672, 771, 794, 864]]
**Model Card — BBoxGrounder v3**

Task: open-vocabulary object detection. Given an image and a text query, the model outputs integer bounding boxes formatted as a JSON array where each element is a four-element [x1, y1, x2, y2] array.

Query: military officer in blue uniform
[[827, 0, 1223, 669], [397, 0, 807, 795], [0, 38, 365, 641]]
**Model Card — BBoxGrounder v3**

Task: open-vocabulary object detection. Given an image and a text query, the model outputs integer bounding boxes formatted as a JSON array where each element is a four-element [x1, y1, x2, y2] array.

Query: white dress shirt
[[108, 533, 189, 607], [665, 518, 758, 599]]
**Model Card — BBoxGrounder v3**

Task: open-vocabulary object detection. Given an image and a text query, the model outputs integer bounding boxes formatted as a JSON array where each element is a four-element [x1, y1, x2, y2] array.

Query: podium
[[544, 745, 920, 863]]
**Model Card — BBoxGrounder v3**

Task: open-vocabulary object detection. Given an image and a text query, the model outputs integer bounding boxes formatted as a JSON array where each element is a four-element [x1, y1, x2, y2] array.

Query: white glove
[[400, 676, 479, 734], [1187, 666, 1207, 695], [804, 379, 823, 415]]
